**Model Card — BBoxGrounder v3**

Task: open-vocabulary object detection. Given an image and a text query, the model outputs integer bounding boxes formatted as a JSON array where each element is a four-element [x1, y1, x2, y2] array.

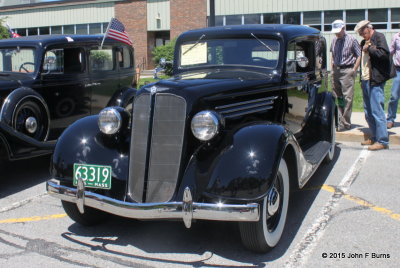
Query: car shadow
[[0, 155, 51, 199], [61, 146, 341, 267]]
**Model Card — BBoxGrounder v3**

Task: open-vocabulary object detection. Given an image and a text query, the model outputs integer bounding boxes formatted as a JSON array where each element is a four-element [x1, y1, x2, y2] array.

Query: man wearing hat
[[355, 20, 392, 150], [330, 20, 361, 132], [386, 29, 400, 129]]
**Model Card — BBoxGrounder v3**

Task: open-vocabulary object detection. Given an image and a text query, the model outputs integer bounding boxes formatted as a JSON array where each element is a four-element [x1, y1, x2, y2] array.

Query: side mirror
[[159, 57, 166, 68]]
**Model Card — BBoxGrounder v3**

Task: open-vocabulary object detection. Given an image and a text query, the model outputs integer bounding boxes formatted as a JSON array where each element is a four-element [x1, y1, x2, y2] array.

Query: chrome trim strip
[[215, 96, 278, 110], [47, 180, 260, 225], [222, 106, 274, 119]]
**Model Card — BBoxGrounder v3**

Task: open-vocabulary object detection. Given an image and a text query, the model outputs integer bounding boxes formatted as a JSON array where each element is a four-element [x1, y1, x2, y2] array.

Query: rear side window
[[286, 40, 314, 73], [43, 47, 85, 74], [118, 46, 133, 69], [89, 48, 114, 72]]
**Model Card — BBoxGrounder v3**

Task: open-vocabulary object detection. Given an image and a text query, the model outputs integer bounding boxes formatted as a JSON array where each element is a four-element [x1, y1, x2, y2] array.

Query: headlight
[[191, 111, 219, 141], [98, 107, 122, 135]]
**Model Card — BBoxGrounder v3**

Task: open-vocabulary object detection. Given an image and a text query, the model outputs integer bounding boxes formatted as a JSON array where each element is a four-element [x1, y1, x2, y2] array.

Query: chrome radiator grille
[[128, 93, 187, 203]]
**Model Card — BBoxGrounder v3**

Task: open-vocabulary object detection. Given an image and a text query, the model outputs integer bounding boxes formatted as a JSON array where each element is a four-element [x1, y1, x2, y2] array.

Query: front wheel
[[323, 112, 336, 164], [239, 158, 289, 253], [62, 201, 109, 226]]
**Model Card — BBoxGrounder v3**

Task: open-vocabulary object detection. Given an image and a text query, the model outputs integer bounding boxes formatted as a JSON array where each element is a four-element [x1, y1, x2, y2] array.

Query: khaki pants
[[332, 67, 356, 129]]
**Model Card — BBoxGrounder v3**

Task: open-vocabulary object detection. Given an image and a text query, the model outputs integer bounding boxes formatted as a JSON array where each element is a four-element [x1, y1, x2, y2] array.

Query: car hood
[[139, 69, 282, 102]]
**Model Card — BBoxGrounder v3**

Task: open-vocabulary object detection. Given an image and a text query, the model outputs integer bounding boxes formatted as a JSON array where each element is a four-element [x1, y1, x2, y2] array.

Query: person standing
[[330, 20, 361, 131], [386, 31, 400, 129], [355, 20, 392, 150]]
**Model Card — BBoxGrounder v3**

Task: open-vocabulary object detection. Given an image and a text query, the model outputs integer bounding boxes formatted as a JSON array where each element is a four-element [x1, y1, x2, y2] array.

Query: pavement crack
[[0, 193, 48, 213]]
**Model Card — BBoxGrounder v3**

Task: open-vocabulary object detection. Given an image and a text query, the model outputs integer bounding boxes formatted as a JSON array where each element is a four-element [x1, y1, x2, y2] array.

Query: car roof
[[178, 24, 321, 41], [0, 34, 130, 48]]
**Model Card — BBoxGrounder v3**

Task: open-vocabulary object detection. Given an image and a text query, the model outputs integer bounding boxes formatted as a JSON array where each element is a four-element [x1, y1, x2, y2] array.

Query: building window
[[346, 9, 365, 31], [324, 10, 343, 31], [16, 29, 27, 36], [76, 24, 88, 35], [303, 11, 321, 30], [392, 8, 400, 29], [244, 14, 261, 24], [225, 15, 242, 25], [368, 9, 388, 29], [51, 26, 62, 34], [263, 13, 280, 24], [89, 23, 102, 34], [39, 27, 50, 35], [63, 25, 74, 34], [27, 28, 38, 36], [283, 12, 300, 24]]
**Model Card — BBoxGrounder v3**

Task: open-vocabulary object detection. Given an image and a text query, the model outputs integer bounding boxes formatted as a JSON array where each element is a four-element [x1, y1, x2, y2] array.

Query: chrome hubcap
[[267, 187, 280, 216], [25, 116, 38, 134]]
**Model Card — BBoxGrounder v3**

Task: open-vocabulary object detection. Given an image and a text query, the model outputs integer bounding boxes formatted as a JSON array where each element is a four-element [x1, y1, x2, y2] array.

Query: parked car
[[0, 35, 136, 161], [47, 25, 336, 252]]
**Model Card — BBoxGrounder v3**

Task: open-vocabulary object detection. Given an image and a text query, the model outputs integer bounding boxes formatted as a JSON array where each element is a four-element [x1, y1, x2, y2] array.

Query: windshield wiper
[[182, 34, 206, 55], [250, 33, 272, 51]]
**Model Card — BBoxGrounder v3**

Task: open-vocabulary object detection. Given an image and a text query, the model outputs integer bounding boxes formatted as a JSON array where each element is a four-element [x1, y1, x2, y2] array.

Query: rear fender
[[106, 87, 136, 109]]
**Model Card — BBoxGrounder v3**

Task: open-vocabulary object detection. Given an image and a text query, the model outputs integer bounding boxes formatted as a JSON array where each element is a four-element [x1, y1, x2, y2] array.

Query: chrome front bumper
[[46, 179, 260, 228]]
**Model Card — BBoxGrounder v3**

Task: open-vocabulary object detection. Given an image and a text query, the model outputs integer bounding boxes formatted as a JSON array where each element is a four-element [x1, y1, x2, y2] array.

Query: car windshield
[[0, 47, 36, 74], [178, 37, 280, 70]]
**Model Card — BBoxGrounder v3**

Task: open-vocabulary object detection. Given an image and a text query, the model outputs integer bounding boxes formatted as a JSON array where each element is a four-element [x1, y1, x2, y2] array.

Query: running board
[[303, 141, 331, 165]]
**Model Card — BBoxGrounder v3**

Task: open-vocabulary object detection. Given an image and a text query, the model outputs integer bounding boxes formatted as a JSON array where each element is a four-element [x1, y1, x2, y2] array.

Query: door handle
[[84, 82, 101, 87]]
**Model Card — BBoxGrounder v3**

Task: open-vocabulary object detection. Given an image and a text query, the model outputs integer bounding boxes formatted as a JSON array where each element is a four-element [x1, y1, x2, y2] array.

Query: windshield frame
[[176, 36, 283, 73], [0, 45, 40, 76]]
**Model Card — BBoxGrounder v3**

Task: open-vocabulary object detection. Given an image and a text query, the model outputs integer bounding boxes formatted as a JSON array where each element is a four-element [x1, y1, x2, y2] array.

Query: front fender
[[106, 87, 136, 108], [179, 123, 290, 202], [51, 115, 130, 186]]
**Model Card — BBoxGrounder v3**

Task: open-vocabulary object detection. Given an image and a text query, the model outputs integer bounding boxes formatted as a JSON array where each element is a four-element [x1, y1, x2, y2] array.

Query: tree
[[0, 18, 11, 40], [152, 39, 176, 76]]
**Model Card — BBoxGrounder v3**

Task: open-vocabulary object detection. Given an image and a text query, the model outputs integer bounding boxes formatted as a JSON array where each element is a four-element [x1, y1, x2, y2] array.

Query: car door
[[88, 46, 120, 115], [38, 46, 90, 139], [285, 38, 317, 141]]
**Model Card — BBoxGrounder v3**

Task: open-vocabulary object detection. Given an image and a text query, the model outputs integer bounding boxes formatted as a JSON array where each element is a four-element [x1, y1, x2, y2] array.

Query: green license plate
[[73, 163, 112, 189]]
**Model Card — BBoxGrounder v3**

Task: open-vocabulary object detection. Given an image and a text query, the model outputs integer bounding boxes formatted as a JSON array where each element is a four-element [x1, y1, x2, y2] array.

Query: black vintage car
[[0, 35, 135, 161], [47, 25, 336, 252]]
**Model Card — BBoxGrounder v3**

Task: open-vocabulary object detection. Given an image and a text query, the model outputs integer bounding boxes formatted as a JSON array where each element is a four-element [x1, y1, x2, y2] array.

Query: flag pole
[[100, 18, 113, 49]]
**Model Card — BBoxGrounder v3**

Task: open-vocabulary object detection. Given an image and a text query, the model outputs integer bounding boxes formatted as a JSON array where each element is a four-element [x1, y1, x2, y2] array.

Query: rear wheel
[[12, 99, 48, 141], [239, 158, 289, 253], [62, 200, 108, 226]]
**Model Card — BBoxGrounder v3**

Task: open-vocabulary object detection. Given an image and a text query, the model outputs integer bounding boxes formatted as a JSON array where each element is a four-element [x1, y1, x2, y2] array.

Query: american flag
[[6, 23, 20, 38], [105, 18, 132, 46]]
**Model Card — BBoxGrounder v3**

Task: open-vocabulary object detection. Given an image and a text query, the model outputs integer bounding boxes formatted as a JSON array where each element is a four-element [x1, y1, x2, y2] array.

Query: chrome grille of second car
[[128, 93, 187, 203]]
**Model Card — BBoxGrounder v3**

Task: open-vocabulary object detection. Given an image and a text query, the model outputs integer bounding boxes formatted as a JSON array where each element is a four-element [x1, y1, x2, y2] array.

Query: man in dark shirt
[[330, 20, 361, 132], [355, 20, 393, 150]]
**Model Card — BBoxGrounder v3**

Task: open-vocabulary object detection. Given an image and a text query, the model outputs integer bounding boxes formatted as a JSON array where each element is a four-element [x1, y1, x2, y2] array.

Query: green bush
[[0, 18, 11, 39], [152, 39, 176, 76]]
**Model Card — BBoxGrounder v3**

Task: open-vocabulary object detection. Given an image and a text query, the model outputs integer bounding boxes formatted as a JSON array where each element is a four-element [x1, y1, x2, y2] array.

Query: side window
[[43, 49, 64, 73], [43, 48, 85, 74], [286, 40, 314, 73], [315, 38, 326, 70], [90, 48, 114, 72], [118, 46, 133, 69]]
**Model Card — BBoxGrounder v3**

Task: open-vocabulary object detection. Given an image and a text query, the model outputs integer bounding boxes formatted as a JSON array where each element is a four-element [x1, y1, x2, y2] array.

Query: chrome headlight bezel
[[191, 110, 220, 141], [98, 107, 122, 135]]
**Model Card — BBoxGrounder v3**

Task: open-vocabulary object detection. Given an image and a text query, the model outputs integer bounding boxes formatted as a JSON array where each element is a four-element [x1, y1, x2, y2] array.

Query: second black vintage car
[[47, 25, 336, 252], [0, 35, 135, 162]]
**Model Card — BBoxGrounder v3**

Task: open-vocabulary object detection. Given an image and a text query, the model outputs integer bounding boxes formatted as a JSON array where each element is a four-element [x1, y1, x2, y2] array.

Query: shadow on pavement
[[0, 155, 51, 199], [61, 146, 341, 267]]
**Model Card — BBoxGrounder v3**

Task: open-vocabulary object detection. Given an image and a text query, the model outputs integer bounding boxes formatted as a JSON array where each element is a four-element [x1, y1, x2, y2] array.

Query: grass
[[137, 75, 399, 114], [351, 78, 399, 113]]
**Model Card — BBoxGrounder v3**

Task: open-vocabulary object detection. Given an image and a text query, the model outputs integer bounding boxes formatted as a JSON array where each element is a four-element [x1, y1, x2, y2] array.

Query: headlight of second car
[[191, 110, 220, 141], [98, 107, 122, 135]]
